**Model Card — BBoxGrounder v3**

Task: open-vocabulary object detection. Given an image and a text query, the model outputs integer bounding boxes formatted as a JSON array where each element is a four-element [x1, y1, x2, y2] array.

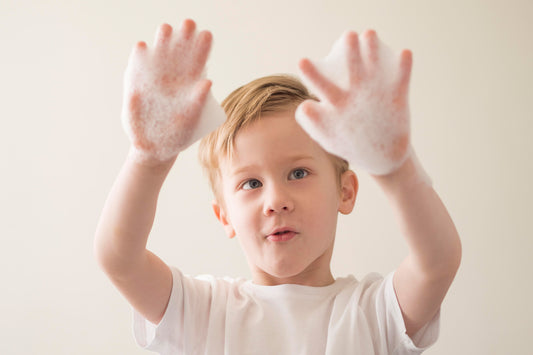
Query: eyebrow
[[229, 155, 315, 177]]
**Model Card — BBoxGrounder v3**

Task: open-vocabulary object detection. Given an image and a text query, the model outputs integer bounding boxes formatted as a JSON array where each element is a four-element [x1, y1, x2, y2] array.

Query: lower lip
[[267, 232, 297, 242]]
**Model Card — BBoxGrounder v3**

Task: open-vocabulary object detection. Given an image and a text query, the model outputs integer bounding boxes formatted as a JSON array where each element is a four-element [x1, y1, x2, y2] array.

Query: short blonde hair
[[198, 74, 349, 203]]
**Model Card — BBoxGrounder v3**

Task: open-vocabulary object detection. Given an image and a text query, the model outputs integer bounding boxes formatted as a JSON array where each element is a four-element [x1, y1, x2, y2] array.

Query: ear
[[338, 170, 358, 215], [212, 200, 236, 239]]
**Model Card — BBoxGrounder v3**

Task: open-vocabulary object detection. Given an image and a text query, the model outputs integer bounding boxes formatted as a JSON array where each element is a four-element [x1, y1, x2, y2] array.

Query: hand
[[295, 30, 413, 175], [121, 19, 224, 163]]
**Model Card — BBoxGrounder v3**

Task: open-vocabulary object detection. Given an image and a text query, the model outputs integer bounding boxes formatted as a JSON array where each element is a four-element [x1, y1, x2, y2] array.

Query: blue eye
[[289, 168, 309, 180], [242, 179, 263, 190]]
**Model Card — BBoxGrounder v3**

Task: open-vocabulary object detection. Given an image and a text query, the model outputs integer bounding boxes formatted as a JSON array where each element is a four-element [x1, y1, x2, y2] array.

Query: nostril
[[264, 203, 292, 215]]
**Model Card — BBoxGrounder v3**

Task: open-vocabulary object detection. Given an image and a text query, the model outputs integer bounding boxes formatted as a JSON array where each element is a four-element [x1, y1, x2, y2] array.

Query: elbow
[[93, 229, 112, 273], [93, 225, 123, 276], [449, 228, 462, 272], [452, 233, 462, 275], [437, 232, 462, 280], [423, 232, 462, 281], [93, 233, 126, 282], [93, 228, 144, 281]]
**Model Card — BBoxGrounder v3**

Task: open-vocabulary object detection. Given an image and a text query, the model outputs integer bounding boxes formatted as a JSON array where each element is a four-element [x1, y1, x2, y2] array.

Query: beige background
[[1, 0, 531, 354]]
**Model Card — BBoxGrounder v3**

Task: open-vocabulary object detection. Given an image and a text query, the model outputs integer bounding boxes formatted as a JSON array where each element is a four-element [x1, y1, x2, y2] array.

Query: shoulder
[[331, 271, 396, 313], [336, 272, 388, 294], [169, 266, 248, 299]]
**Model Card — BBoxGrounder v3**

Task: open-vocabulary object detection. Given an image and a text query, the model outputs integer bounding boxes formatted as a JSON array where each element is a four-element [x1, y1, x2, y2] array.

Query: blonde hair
[[198, 74, 349, 203]]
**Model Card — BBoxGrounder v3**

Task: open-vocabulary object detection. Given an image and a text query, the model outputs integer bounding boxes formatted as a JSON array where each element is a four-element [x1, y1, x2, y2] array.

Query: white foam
[[296, 30, 417, 177], [121, 22, 226, 163]]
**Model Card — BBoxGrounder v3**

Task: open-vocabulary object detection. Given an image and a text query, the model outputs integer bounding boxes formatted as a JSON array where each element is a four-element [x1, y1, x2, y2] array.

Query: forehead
[[220, 112, 330, 174]]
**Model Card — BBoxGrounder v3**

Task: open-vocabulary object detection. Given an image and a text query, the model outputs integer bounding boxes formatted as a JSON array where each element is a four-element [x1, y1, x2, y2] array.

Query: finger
[[300, 100, 323, 123], [179, 18, 196, 41], [344, 31, 362, 84], [396, 49, 412, 97], [295, 100, 328, 131], [190, 30, 213, 77], [127, 92, 154, 152], [154, 23, 173, 48], [298, 58, 344, 105], [126, 41, 148, 72], [295, 100, 332, 148], [135, 41, 147, 51], [361, 29, 379, 72], [189, 79, 213, 115], [127, 91, 143, 118], [174, 19, 197, 58]]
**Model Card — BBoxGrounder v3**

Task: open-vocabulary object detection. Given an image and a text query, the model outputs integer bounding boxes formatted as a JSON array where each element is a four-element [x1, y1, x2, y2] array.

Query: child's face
[[213, 110, 357, 286]]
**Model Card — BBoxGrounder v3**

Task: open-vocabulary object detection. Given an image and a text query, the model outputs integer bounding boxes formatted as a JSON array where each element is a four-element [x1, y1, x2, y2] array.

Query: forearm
[[372, 155, 462, 277], [94, 149, 176, 276]]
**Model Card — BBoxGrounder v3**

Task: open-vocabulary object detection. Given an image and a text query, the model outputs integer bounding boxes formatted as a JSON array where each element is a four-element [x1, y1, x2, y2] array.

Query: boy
[[95, 18, 461, 354]]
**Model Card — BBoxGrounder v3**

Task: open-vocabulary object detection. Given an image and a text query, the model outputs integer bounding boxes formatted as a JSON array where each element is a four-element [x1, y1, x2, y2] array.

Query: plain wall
[[1, 0, 531, 353]]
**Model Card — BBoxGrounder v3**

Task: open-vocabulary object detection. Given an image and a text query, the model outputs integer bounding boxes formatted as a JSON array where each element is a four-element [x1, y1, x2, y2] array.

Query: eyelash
[[240, 168, 310, 190], [289, 168, 309, 180], [241, 179, 262, 190]]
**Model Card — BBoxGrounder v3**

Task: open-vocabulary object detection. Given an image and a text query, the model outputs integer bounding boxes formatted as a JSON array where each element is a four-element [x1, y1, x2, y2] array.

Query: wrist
[[127, 147, 177, 175], [370, 147, 432, 192]]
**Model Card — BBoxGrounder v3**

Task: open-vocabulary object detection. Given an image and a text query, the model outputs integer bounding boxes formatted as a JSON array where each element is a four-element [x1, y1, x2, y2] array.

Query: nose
[[263, 184, 294, 216]]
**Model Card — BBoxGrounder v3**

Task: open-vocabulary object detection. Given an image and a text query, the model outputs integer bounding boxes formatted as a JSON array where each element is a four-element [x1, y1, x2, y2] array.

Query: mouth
[[266, 228, 298, 242]]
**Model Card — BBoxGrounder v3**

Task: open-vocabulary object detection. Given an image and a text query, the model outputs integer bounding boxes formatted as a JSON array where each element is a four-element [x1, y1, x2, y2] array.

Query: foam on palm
[[295, 30, 413, 176], [121, 21, 226, 163]]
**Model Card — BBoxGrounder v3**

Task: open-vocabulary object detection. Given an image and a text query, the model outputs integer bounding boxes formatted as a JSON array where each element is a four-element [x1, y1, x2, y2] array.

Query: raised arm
[[295, 29, 461, 337], [372, 155, 461, 337], [94, 152, 176, 325], [94, 19, 225, 325]]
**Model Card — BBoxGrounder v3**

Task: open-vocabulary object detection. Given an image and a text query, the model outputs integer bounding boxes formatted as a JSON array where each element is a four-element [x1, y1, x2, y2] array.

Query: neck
[[251, 267, 335, 287]]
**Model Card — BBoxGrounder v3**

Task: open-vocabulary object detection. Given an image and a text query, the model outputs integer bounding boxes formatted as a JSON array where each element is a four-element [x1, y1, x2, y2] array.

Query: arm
[[295, 29, 461, 337], [94, 19, 224, 325], [372, 155, 461, 337], [94, 152, 175, 325]]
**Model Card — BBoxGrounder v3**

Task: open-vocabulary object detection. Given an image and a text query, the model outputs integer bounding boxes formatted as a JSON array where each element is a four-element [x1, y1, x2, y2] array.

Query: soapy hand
[[295, 30, 413, 175], [122, 19, 226, 163]]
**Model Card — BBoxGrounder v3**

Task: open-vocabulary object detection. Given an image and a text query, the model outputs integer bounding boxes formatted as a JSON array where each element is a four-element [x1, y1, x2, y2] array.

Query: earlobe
[[212, 200, 236, 239], [339, 170, 358, 215]]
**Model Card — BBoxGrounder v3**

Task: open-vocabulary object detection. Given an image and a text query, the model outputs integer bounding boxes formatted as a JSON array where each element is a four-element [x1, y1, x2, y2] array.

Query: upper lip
[[266, 227, 297, 237]]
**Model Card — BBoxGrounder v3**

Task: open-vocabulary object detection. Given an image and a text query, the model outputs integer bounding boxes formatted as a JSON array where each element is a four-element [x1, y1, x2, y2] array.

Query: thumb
[[188, 79, 213, 117], [295, 100, 333, 151], [191, 79, 212, 106], [295, 100, 327, 133]]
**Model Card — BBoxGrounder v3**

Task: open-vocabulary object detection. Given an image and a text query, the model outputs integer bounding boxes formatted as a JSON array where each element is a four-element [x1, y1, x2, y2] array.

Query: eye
[[289, 168, 309, 180], [242, 179, 263, 190]]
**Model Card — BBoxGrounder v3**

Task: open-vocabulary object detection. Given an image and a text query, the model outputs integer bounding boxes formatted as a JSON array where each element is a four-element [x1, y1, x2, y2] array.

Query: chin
[[265, 262, 309, 281]]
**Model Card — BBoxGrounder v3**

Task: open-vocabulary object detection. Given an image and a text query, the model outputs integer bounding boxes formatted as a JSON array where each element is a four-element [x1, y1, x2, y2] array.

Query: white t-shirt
[[133, 267, 440, 354]]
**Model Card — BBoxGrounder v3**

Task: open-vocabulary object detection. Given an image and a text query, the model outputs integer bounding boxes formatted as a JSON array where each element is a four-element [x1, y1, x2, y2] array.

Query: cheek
[[305, 184, 340, 226], [225, 195, 259, 232], [314, 178, 341, 205]]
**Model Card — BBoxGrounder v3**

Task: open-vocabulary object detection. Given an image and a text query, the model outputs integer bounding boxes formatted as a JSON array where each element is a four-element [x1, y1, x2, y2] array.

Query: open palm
[[296, 30, 413, 175], [121, 19, 219, 162]]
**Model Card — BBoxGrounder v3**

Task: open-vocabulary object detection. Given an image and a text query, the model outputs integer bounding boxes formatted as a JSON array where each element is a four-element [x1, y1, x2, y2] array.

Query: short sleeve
[[132, 266, 213, 354], [382, 271, 441, 354]]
